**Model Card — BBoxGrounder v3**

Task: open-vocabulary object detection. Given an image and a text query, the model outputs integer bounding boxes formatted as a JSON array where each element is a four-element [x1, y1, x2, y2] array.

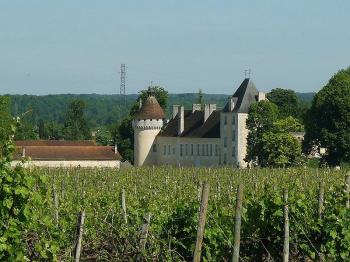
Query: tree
[[267, 88, 301, 119], [0, 96, 14, 146], [245, 100, 279, 165], [304, 67, 350, 166], [63, 100, 91, 140], [245, 100, 302, 167]]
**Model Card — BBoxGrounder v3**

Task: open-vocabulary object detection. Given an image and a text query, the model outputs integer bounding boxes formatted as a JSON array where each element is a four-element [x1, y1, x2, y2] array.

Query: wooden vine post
[[318, 181, 325, 219], [74, 210, 86, 262], [139, 212, 152, 252], [283, 189, 289, 262], [232, 185, 243, 262], [345, 174, 350, 209], [121, 188, 127, 223], [193, 182, 210, 262]]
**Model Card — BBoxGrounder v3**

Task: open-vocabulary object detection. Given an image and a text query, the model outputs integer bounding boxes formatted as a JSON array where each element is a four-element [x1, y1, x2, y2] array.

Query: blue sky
[[0, 0, 349, 95]]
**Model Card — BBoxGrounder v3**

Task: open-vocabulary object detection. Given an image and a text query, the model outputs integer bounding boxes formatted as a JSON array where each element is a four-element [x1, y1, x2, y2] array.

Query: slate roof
[[223, 78, 259, 113], [158, 110, 220, 138], [134, 95, 165, 120], [14, 146, 122, 161]]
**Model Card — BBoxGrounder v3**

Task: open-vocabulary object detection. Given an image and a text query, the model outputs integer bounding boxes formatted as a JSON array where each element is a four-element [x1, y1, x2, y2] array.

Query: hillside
[[6, 92, 314, 128]]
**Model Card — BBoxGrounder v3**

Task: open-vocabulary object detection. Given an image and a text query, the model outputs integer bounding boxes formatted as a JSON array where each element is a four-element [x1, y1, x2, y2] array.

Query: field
[[25, 167, 350, 261]]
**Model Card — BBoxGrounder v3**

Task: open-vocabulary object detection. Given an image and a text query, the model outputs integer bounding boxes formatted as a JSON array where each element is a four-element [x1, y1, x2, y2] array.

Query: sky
[[0, 0, 349, 95]]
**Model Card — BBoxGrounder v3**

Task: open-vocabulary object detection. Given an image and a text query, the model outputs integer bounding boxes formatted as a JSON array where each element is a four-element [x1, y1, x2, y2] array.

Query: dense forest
[[6, 92, 314, 129]]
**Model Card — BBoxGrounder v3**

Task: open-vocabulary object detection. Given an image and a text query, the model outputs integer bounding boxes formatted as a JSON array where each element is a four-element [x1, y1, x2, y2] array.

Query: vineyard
[[18, 167, 350, 261]]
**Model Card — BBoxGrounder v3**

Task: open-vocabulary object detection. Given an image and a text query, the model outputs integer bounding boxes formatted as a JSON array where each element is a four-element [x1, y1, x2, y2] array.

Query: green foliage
[[63, 99, 91, 140], [0, 96, 14, 146], [304, 67, 350, 166], [246, 101, 303, 167], [267, 88, 302, 119], [246, 100, 279, 164], [0, 122, 58, 260], [95, 127, 112, 146], [23, 166, 350, 261]]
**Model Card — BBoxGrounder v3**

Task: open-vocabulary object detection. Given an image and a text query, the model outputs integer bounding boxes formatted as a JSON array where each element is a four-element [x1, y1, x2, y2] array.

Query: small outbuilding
[[13, 140, 122, 168]]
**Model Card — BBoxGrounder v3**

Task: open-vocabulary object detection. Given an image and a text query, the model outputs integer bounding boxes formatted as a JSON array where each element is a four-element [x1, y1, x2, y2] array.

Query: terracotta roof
[[158, 110, 220, 138], [15, 140, 97, 147], [134, 95, 165, 120], [14, 146, 122, 161], [223, 78, 259, 113]]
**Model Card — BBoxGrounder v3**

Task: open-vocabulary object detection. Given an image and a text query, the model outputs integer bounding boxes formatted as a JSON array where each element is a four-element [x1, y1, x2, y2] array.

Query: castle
[[132, 78, 265, 167]]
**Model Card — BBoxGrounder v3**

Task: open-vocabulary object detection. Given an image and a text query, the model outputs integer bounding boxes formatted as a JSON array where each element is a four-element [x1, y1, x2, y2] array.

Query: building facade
[[133, 78, 265, 167], [13, 140, 122, 168]]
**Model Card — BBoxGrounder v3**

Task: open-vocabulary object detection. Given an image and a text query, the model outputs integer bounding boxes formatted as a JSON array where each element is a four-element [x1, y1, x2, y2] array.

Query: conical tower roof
[[134, 95, 165, 120]]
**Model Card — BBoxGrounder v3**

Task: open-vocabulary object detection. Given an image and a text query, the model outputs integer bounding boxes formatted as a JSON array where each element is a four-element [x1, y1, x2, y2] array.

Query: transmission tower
[[120, 64, 126, 107]]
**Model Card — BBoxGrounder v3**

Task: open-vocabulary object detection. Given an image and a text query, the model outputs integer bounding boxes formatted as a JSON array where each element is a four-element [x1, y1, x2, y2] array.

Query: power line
[[120, 64, 126, 107]]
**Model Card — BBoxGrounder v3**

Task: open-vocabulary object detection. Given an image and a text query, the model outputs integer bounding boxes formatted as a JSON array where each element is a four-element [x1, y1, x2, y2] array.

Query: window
[[168, 145, 171, 155], [185, 144, 188, 156], [202, 144, 205, 156], [232, 115, 236, 125], [224, 153, 227, 164], [191, 144, 194, 156], [215, 144, 218, 156], [210, 144, 213, 156], [232, 146, 236, 157], [173, 147, 175, 154], [197, 144, 200, 156], [224, 137, 227, 147], [224, 115, 227, 125], [163, 145, 166, 155], [152, 144, 157, 152], [180, 144, 183, 156], [232, 130, 236, 141], [205, 144, 208, 156]]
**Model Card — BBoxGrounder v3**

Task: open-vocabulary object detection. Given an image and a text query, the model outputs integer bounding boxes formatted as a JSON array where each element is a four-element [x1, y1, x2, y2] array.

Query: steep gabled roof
[[223, 78, 259, 113], [134, 95, 165, 120], [158, 110, 220, 138]]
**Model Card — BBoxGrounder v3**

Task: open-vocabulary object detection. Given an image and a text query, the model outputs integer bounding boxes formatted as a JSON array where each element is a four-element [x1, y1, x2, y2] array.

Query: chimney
[[114, 144, 118, 155], [258, 92, 266, 101], [228, 97, 235, 112], [22, 147, 26, 158], [192, 104, 201, 113], [172, 105, 180, 119], [178, 106, 184, 135], [204, 104, 217, 122]]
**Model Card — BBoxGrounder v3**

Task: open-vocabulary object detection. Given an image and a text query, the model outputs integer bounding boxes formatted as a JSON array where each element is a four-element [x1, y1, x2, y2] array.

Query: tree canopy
[[304, 67, 350, 166], [246, 100, 302, 167], [0, 96, 14, 146], [63, 100, 91, 140], [267, 88, 301, 119]]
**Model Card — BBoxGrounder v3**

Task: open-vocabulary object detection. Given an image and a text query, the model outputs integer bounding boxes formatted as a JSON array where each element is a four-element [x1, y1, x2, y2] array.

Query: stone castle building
[[133, 78, 265, 167]]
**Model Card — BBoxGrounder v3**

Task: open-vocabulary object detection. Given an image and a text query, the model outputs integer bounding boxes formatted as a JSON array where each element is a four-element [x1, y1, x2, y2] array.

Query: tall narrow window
[[210, 144, 213, 156], [215, 144, 218, 156], [224, 115, 227, 125], [232, 146, 236, 157], [163, 145, 166, 155], [152, 144, 157, 152], [224, 137, 227, 147], [202, 144, 205, 156], [191, 144, 194, 156], [168, 145, 171, 155], [232, 115, 236, 125], [185, 144, 188, 156], [224, 153, 227, 164], [232, 130, 236, 141], [180, 144, 183, 156], [197, 144, 200, 156]]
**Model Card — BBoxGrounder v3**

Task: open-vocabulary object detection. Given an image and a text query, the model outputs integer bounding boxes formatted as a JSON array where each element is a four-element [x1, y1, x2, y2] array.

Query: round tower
[[132, 91, 165, 167]]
